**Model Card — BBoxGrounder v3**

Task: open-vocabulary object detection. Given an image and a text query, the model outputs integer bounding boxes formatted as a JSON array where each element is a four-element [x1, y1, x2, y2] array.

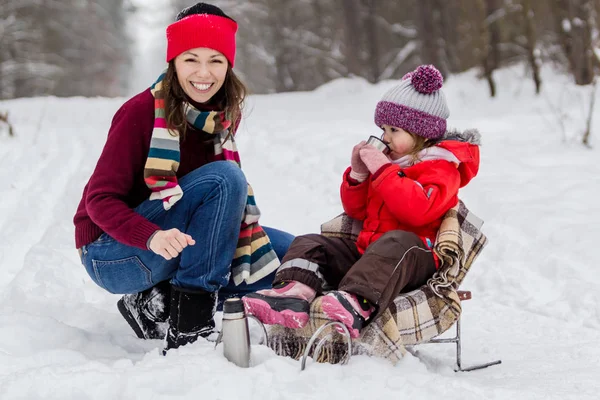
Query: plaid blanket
[[267, 200, 488, 365]]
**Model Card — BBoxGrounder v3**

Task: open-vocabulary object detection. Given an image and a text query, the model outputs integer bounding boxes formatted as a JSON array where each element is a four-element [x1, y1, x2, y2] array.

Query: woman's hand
[[350, 141, 369, 181], [149, 228, 195, 260]]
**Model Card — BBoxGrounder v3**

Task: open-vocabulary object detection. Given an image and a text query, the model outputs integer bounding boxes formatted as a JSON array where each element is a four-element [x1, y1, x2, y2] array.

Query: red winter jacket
[[340, 140, 480, 256]]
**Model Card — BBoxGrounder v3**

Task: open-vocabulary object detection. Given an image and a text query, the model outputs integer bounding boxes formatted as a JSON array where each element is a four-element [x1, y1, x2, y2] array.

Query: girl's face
[[381, 124, 417, 160], [174, 47, 228, 104]]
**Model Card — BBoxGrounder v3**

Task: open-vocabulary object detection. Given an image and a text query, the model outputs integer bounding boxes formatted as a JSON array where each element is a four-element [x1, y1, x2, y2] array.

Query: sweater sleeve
[[85, 98, 161, 249]]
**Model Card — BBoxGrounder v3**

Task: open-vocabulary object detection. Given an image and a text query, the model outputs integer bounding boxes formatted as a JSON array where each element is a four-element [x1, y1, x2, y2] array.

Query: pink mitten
[[359, 145, 391, 175], [349, 141, 369, 181]]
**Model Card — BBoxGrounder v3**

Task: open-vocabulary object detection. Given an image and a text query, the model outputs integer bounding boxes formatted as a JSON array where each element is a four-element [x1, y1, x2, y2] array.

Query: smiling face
[[174, 47, 228, 104], [381, 124, 418, 160]]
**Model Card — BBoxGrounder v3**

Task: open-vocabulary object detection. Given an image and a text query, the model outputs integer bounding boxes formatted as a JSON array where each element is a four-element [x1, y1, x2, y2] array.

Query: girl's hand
[[149, 228, 195, 260], [359, 145, 391, 175], [350, 141, 369, 181]]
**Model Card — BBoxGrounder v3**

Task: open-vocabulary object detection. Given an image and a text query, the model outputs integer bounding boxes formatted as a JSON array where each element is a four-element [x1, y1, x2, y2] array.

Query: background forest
[[2, 0, 600, 98], [1, 3, 599, 398]]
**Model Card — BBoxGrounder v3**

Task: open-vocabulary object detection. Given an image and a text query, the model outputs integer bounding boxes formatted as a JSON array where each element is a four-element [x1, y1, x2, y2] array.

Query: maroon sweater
[[73, 89, 218, 250]]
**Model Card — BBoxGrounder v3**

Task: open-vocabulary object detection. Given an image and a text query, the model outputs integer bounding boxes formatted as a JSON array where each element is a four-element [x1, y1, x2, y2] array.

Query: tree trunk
[[0, 112, 14, 137], [312, 0, 330, 83], [582, 78, 597, 147], [552, 0, 595, 85], [417, 0, 440, 68], [341, 0, 363, 77], [363, 0, 380, 82], [486, 0, 501, 70], [477, 0, 497, 97], [437, 0, 461, 73], [522, 0, 542, 94], [266, 0, 291, 92]]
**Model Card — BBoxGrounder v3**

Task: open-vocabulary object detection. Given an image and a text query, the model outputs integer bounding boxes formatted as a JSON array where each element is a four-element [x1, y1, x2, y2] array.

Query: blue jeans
[[80, 161, 293, 296]]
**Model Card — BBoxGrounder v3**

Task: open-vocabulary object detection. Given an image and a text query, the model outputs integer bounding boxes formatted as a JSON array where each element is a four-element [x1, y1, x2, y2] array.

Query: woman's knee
[[209, 160, 247, 188], [183, 161, 248, 200]]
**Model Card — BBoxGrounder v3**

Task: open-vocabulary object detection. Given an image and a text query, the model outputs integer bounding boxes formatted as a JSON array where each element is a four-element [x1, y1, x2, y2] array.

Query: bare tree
[[340, 0, 363, 78], [6, 0, 600, 97], [1, 1, 60, 98], [371, 2, 418, 81], [477, 0, 502, 97], [582, 78, 596, 147], [362, 0, 380, 83], [521, 0, 542, 93], [0, 111, 15, 137], [416, 0, 445, 74], [436, 0, 462, 73], [1, 0, 130, 99], [552, 0, 596, 85]]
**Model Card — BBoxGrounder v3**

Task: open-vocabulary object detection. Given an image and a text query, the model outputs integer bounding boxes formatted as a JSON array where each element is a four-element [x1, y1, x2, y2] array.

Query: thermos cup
[[366, 135, 391, 154]]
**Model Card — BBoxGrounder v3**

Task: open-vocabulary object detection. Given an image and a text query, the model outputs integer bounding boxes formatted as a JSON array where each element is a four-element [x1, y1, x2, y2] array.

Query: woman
[[73, 2, 294, 353]]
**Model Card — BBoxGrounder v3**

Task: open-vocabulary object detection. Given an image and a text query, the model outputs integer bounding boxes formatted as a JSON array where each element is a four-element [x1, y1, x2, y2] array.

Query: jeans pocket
[[92, 256, 152, 294]]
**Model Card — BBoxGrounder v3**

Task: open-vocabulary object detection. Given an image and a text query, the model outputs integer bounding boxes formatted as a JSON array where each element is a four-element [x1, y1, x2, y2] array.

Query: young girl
[[73, 2, 294, 353], [242, 65, 480, 338]]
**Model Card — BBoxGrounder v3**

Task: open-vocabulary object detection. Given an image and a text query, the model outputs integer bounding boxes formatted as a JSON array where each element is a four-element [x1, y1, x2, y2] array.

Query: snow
[[0, 65, 599, 400]]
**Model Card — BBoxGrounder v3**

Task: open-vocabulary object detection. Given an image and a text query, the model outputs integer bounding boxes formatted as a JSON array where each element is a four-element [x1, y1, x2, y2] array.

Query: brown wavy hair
[[407, 133, 438, 163], [162, 61, 247, 139]]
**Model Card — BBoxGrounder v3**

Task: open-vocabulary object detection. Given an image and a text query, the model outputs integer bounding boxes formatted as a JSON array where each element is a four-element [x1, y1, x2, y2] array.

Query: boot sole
[[117, 298, 146, 339], [242, 294, 309, 329], [321, 294, 363, 338]]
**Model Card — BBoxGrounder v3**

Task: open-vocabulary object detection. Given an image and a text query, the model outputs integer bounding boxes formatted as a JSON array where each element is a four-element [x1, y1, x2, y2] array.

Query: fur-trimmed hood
[[443, 128, 482, 145], [436, 128, 481, 187]]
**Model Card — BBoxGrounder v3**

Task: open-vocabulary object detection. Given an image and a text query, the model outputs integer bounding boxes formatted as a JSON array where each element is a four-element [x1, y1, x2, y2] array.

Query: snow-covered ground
[[0, 66, 598, 399]]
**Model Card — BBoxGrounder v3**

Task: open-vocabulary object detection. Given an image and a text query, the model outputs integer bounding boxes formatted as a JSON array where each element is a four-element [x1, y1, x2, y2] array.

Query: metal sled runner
[[296, 290, 501, 372], [414, 290, 501, 372]]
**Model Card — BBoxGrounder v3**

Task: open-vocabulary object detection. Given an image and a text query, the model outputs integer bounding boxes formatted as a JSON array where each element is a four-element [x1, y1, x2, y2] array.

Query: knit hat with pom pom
[[374, 64, 449, 139]]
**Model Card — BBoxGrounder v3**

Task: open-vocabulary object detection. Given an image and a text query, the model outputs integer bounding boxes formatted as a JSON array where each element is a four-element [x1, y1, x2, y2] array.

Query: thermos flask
[[219, 297, 251, 368]]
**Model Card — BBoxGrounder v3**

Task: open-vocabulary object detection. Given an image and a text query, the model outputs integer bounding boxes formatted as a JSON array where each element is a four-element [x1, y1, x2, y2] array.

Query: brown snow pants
[[274, 230, 437, 321]]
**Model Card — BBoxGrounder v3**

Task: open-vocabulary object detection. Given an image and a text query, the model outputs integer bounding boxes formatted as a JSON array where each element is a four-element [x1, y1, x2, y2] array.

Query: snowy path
[[0, 68, 599, 399]]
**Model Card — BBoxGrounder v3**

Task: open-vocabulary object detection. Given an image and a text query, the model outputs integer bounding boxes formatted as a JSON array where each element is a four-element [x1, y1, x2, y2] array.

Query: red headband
[[166, 14, 238, 67]]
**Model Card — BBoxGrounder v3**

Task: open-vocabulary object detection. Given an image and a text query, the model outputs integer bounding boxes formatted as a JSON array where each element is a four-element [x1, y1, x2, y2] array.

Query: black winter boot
[[117, 280, 170, 340], [162, 285, 217, 354]]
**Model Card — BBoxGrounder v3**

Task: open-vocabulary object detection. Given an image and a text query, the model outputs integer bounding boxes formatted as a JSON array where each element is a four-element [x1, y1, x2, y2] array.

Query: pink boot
[[321, 290, 375, 338], [242, 281, 316, 328]]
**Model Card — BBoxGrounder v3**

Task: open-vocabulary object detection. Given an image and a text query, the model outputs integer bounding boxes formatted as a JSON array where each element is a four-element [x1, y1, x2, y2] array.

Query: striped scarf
[[144, 72, 280, 285]]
